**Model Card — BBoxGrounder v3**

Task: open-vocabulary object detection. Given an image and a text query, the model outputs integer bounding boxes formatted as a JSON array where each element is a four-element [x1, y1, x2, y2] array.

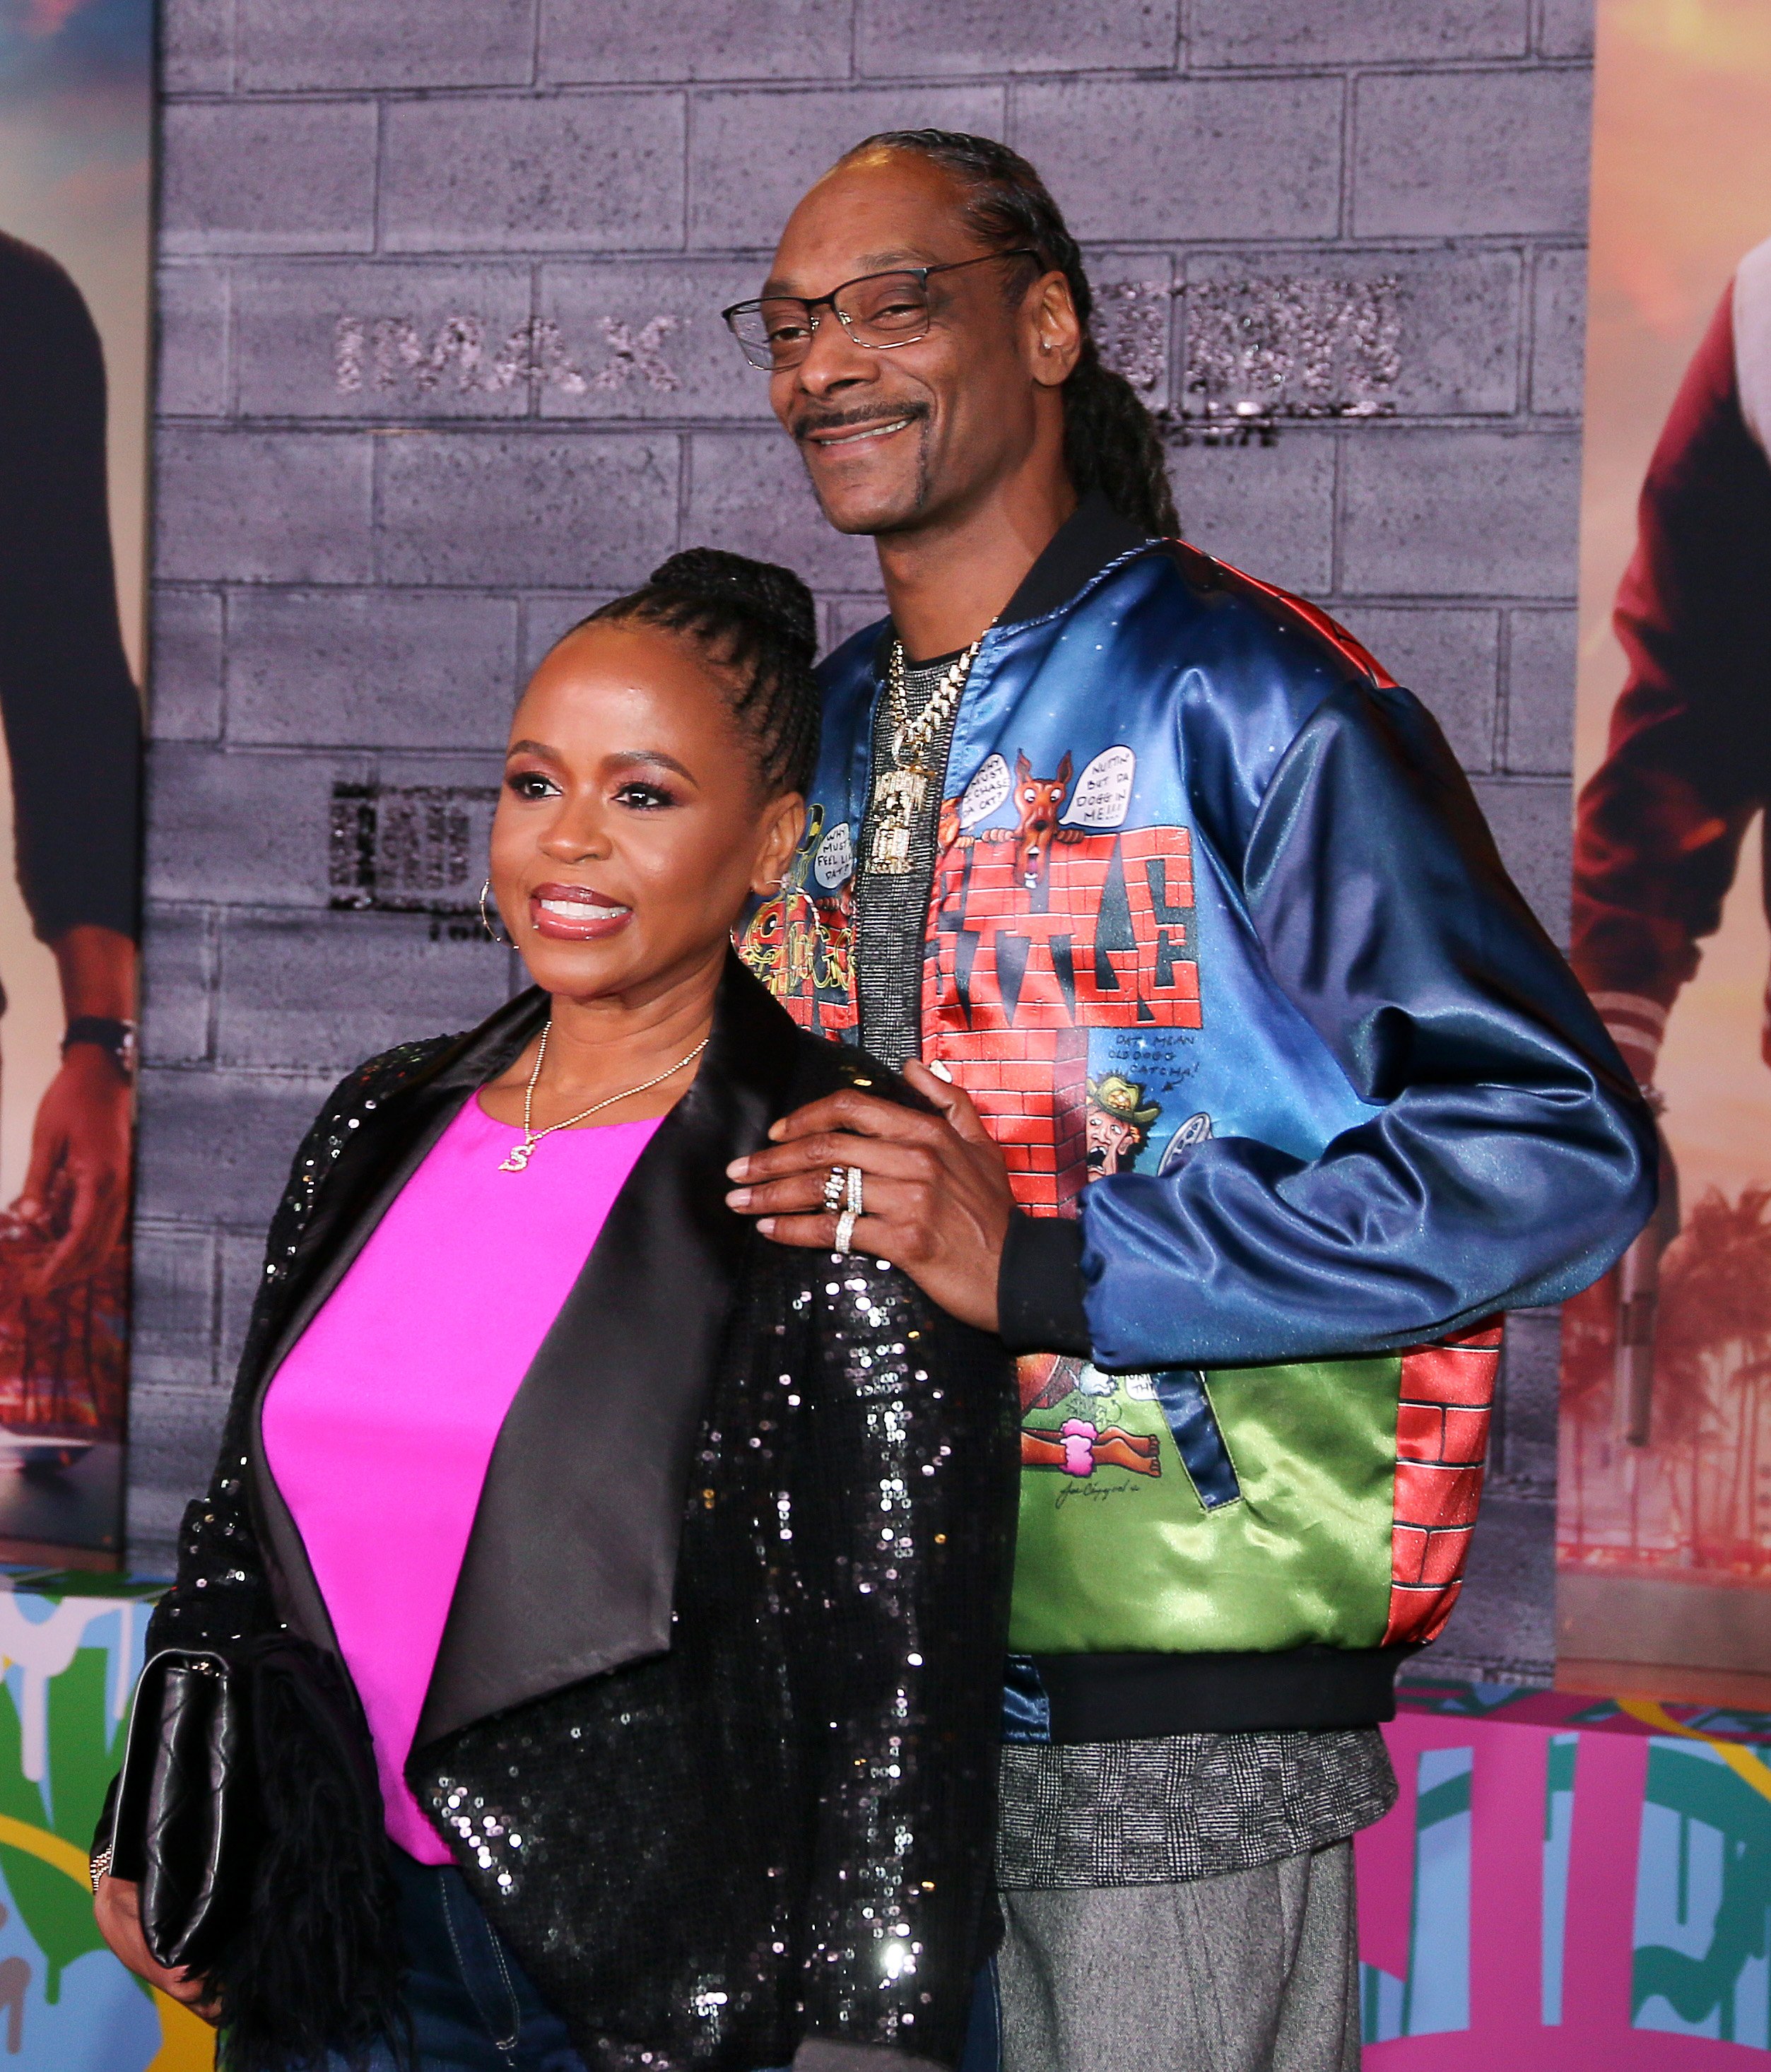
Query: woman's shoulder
[[331, 1030, 463, 1107], [780, 1028, 933, 1117], [294, 1030, 468, 1155]]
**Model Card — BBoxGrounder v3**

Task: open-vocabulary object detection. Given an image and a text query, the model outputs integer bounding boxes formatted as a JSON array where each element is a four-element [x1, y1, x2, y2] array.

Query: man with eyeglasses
[[722, 131, 1653, 2072]]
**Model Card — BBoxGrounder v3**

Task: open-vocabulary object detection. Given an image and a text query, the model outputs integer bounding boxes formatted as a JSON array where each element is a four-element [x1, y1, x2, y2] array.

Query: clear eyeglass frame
[[721, 249, 1039, 372]]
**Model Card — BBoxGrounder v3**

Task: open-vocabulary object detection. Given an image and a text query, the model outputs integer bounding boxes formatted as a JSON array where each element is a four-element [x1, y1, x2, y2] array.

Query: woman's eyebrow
[[608, 748, 697, 781], [505, 738, 558, 760]]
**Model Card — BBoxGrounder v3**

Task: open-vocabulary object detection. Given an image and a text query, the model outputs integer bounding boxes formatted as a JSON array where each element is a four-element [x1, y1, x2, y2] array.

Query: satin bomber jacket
[[143, 961, 1018, 2072], [738, 500, 1656, 1738]]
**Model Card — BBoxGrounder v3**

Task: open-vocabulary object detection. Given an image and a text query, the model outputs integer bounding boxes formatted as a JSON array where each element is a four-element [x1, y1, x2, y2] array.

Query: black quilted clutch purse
[[105, 1646, 257, 1972], [95, 1635, 408, 2070]]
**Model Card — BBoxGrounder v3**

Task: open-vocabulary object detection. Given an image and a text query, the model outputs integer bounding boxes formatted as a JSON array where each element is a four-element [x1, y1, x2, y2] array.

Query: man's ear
[[1028, 270, 1083, 388], [752, 792, 807, 895]]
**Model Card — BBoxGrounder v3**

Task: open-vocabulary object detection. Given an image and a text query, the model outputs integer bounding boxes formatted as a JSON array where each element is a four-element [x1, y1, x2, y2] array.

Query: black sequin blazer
[[148, 956, 1018, 2072]]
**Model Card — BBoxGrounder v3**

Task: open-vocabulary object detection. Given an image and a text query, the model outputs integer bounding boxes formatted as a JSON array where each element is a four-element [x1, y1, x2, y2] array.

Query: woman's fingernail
[[726, 1188, 752, 1208], [726, 1158, 749, 1179], [768, 1121, 785, 1140], [758, 1217, 776, 1235]]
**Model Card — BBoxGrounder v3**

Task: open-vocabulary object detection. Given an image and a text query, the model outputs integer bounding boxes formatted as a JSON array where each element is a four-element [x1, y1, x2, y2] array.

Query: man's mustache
[[791, 401, 931, 443]]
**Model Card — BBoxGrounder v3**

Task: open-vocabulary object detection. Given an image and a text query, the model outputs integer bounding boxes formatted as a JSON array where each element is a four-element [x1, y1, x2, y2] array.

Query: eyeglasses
[[722, 250, 1039, 372]]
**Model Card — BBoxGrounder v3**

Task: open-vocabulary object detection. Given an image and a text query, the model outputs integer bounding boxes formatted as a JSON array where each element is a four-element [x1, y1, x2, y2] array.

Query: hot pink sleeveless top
[[262, 1095, 659, 1862]]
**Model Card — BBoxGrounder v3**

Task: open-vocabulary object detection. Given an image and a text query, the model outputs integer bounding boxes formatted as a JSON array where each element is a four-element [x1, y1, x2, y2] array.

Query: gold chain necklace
[[496, 1022, 709, 1172], [866, 636, 983, 876]]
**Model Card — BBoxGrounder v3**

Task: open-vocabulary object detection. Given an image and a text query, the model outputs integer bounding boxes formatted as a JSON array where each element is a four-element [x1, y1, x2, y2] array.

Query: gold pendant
[[498, 1139, 535, 1172], [869, 823, 912, 875], [868, 763, 925, 876]]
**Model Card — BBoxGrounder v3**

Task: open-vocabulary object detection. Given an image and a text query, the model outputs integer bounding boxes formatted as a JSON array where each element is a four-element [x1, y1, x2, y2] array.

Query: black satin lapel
[[417, 955, 801, 1747], [245, 989, 549, 1652]]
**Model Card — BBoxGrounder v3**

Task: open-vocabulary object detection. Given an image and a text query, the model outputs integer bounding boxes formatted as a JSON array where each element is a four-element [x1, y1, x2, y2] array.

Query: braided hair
[[582, 548, 821, 798], [845, 129, 1179, 539]]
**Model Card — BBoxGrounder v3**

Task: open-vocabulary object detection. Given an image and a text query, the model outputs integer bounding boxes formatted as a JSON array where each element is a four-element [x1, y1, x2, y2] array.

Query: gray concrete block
[[149, 588, 225, 742], [1168, 431, 1336, 599], [218, 1231, 275, 1399], [378, 430, 680, 588], [145, 744, 341, 908], [522, 594, 620, 678], [1427, 1489, 1555, 1682], [686, 429, 883, 591], [1087, 251, 1174, 413], [135, 1066, 334, 1228], [128, 1225, 216, 1391], [1331, 606, 1499, 773], [160, 101, 377, 257], [235, 262, 534, 421], [540, 259, 770, 421], [141, 905, 214, 1066], [155, 265, 229, 418], [1340, 428, 1581, 599], [1353, 69, 1592, 238], [155, 428, 375, 584], [1505, 607, 1577, 774], [1469, 774, 1572, 943], [1016, 77, 1343, 244], [237, 0, 535, 90], [688, 85, 1005, 250], [542, 0, 854, 83], [1182, 249, 1521, 423], [226, 590, 519, 749], [828, 594, 889, 653], [1495, 1305, 1561, 1492], [159, 0, 232, 95], [218, 912, 513, 1073], [1538, 0, 1594, 57], [124, 1384, 232, 1567], [1531, 247, 1588, 416], [859, 0, 1175, 76], [1190, 0, 1525, 65], [382, 93, 686, 255]]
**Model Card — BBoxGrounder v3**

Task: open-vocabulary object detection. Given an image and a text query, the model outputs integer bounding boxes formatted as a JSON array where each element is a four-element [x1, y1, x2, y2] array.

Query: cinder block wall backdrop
[[136, 0, 1594, 1676]]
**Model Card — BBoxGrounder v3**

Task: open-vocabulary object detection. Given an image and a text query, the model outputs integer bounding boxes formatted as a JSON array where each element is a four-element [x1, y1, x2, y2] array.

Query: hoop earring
[[479, 878, 512, 945]]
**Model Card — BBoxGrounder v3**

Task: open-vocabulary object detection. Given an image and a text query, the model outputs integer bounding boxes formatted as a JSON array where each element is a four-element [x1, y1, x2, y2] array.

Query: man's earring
[[480, 879, 512, 945]]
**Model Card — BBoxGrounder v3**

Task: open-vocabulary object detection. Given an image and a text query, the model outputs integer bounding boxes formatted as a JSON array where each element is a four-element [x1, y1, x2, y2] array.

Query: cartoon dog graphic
[[1011, 749, 1073, 892]]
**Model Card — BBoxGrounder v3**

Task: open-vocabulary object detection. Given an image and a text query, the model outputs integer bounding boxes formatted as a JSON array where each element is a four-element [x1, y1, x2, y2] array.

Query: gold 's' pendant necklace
[[495, 1020, 709, 1172], [866, 635, 984, 876]]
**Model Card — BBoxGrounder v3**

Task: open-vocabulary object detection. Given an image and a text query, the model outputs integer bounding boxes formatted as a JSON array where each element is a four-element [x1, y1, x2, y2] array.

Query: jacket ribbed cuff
[[996, 1211, 1091, 1356]]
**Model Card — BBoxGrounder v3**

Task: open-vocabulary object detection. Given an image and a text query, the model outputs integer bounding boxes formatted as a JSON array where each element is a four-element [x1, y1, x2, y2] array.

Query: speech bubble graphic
[[1060, 745, 1136, 828], [958, 753, 1012, 830], [814, 819, 854, 888]]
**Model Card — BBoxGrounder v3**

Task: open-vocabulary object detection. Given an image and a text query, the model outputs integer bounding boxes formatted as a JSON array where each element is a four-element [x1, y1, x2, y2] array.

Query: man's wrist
[[62, 1016, 136, 1082], [997, 1209, 1091, 1355]]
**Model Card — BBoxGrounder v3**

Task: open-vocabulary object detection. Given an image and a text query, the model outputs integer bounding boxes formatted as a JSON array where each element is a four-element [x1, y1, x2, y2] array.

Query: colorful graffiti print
[[1358, 1685, 1771, 2065], [0, 1579, 211, 2070]]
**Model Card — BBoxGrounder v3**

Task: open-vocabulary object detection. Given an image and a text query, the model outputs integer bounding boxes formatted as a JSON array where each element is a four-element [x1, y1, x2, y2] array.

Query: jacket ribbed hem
[[1027, 1644, 1415, 1740]]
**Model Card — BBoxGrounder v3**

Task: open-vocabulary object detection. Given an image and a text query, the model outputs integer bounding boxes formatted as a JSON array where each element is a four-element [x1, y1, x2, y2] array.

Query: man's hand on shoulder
[[725, 1062, 1015, 1334]]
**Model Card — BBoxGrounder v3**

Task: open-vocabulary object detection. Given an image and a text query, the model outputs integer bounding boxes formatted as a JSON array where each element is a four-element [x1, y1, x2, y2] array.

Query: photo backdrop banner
[[0, 0, 150, 1561], [1559, 0, 1771, 1698]]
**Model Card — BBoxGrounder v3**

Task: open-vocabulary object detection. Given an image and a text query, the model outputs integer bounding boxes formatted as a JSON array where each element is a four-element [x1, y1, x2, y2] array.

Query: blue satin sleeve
[[1079, 679, 1657, 1371]]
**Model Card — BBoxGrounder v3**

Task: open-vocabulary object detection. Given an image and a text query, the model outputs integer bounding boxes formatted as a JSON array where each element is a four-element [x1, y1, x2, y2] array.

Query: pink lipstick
[[527, 882, 633, 941]]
